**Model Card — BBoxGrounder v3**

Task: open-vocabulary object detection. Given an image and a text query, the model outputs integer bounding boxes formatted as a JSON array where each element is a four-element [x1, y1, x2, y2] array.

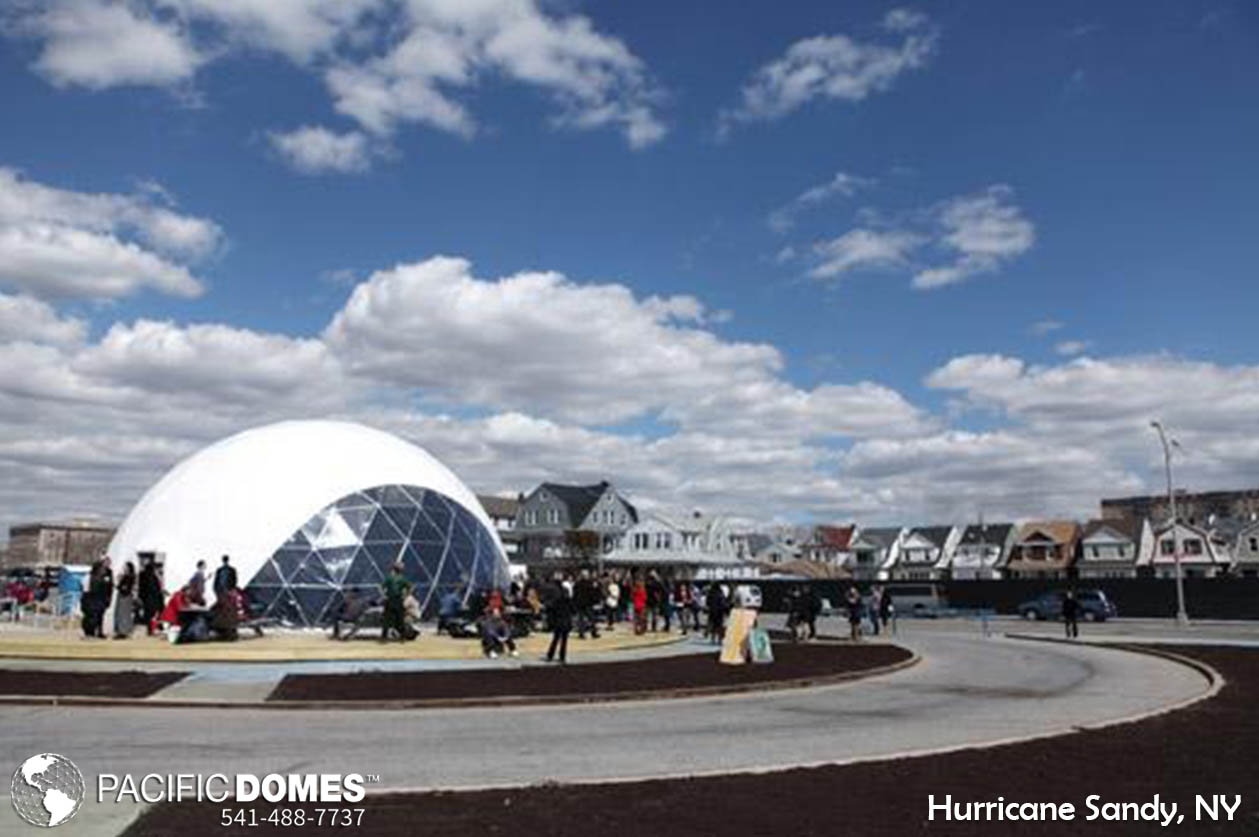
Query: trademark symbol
[[365, 775, 381, 784]]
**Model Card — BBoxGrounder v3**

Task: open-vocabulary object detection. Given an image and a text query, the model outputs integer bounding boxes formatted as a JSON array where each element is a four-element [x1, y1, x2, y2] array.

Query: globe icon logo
[[10, 754, 85, 828]]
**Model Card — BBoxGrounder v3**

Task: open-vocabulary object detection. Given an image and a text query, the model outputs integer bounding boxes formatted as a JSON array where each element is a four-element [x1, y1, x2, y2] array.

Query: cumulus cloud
[[796, 184, 1034, 290], [720, 9, 936, 134], [0, 168, 220, 299], [0, 293, 86, 345], [5, 0, 666, 152], [1054, 339, 1091, 357], [268, 126, 374, 174], [912, 185, 1035, 289], [18, 0, 203, 89]]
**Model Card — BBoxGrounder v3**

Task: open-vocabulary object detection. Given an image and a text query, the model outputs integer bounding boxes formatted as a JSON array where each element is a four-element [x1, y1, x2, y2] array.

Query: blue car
[[1018, 589, 1117, 622]]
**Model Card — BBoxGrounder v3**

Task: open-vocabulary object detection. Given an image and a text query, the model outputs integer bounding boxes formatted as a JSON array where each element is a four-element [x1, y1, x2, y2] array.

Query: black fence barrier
[[749, 577, 1259, 620]]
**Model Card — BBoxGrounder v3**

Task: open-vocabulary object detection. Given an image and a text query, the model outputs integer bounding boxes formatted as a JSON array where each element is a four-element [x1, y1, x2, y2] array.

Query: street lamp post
[[1150, 421, 1189, 626]]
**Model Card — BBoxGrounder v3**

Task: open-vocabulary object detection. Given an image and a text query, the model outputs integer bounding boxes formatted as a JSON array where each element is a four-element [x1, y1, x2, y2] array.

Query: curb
[[0, 647, 918, 711]]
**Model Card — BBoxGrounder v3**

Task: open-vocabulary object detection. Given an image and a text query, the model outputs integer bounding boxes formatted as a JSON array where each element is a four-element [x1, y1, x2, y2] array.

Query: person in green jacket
[[380, 561, 412, 642]]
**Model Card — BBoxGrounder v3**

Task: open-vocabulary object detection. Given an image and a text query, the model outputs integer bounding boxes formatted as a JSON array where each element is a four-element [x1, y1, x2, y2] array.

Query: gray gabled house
[[515, 481, 637, 565]]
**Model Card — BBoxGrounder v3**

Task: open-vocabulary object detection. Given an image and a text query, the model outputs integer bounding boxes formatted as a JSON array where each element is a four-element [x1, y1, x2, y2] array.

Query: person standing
[[705, 582, 727, 643], [545, 575, 574, 663], [113, 561, 137, 638], [380, 561, 412, 642], [213, 555, 237, 599], [575, 569, 600, 639], [82, 556, 113, 638], [187, 560, 208, 606], [868, 587, 882, 637], [138, 557, 165, 635], [632, 577, 648, 635], [1062, 589, 1080, 639], [879, 587, 895, 635], [845, 586, 863, 642], [604, 574, 620, 629]]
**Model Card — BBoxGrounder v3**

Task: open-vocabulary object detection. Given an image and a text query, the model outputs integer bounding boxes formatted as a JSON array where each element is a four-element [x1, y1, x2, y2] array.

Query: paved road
[[0, 631, 1211, 836]]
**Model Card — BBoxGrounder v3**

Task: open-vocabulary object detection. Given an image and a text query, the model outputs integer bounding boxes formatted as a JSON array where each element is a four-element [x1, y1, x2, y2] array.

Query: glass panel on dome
[[382, 504, 421, 538], [265, 592, 304, 626], [313, 511, 359, 550], [272, 547, 309, 582], [400, 544, 431, 584], [248, 560, 283, 588], [363, 513, 404, 543], [374, 485, 415, 507], [291, 554, 334, 586], [281, 530, 310, 549], [335, 492, 379, 510], [300, 512, 327, 544], [319, 546, 358, 583], [345, 549, 389, 585], [245, 585, 280, 614], [422, 495, 454, 534], [410, 512, 446, 545], [336, 507, 376, 541], [362, 541, 402, 571], [293, 587, 337, 625]]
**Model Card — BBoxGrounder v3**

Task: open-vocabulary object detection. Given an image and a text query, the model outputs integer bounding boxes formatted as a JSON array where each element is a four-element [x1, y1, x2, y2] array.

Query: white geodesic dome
[[108, 420, 507, 618]]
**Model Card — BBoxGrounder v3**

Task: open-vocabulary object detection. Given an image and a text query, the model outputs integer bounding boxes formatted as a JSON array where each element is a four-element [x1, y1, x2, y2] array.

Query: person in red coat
[[632, 578, 648, 635]]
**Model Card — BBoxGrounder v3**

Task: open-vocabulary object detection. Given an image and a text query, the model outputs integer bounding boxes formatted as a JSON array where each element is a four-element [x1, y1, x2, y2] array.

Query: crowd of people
[[78, 553, 246, 643]]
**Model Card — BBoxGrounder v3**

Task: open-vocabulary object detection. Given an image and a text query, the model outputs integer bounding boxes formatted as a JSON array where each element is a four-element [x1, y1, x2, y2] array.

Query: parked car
[[889, 584, 945, 618], [1018, 589, 1117, 622]]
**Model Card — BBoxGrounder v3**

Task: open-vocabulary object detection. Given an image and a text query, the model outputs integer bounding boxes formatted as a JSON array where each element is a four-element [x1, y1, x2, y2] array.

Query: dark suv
[[1018, 589, 1117, 622]]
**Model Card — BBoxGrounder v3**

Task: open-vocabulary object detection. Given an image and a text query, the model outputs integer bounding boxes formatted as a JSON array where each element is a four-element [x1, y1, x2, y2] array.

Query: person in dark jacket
[[574, 569, 600, 639], [545, 575, 574, 663], [380, 562, 414, 642], [113, 561, 137, 638], [878, 587, 895, 635], [213, 555, 237, 598], [804, 586, 822, 640], [82, 556, 113, 638], [705, 583, 727, 644], [845, 586, 863, 642], [138, 557, 164, 635], [1062, 589, 1080, 639]]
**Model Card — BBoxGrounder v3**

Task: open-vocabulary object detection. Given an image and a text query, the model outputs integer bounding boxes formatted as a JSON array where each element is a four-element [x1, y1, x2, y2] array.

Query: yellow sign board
[[719, 607, 758, 665]]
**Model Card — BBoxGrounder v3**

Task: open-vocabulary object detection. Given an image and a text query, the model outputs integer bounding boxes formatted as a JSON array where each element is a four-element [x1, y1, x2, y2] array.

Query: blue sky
[[0, 0, 1256, 531]]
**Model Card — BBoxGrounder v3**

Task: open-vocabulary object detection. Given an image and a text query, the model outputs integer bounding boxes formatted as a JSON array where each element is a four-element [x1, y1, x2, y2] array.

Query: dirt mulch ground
[[124, 645, 1257, 837], [0, 669, 186, 698], [267, 642, 911, 702]]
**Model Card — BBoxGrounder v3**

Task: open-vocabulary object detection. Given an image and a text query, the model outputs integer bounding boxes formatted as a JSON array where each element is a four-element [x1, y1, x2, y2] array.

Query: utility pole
[[1151, 421, 1189, 626]]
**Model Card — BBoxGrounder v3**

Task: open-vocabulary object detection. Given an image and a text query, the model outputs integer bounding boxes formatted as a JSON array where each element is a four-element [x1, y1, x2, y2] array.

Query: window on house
[[1091, 545, 1100, 558], [1250, 536, 1258, 553], [1117, 545, 1126, 558], [1184, 539, 1203, 556], [1161, 538, 1175, 556], [547, 509, 559, 525], [525, 511, 536, 526]]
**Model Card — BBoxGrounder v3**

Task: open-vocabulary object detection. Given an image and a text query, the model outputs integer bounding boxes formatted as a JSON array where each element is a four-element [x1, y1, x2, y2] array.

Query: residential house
[[1145, 520, 1229, 579], [802, 525, 855, 566], [3, 521, 116, 570], [1231, 518, 1259, 578], [477, 494, 521, 560], [949, 523, 1017, 580], [847, 527, 902, 581], [752, 535, 802, 566], [515, 481, 638, 565], [608, 509, 754, 578], [1075, 518, 1152, 579], [889, 526, 958, 581], [1004, 521, 1081, 580]]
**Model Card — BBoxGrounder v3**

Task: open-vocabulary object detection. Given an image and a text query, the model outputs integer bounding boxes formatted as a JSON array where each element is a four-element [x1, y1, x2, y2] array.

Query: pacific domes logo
[[10, 754, 85, 828]]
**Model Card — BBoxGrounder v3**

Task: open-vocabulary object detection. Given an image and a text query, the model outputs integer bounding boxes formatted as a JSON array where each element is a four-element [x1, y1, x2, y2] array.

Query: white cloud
[[20, 0, 203, 89], [0, 168, 220, 300], [796, 184, 1034, 290], [6, 0, 666, 151], [1054, 340, 1091, 356], [0, 293, 86, 346], [913, 185, 1035, 289], [268, 126, 374, 174], [768, 171, 874, 232], [720, 11, 937, 133], [1030, 319, 1064, 336], [808, 228, 921, 280]]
